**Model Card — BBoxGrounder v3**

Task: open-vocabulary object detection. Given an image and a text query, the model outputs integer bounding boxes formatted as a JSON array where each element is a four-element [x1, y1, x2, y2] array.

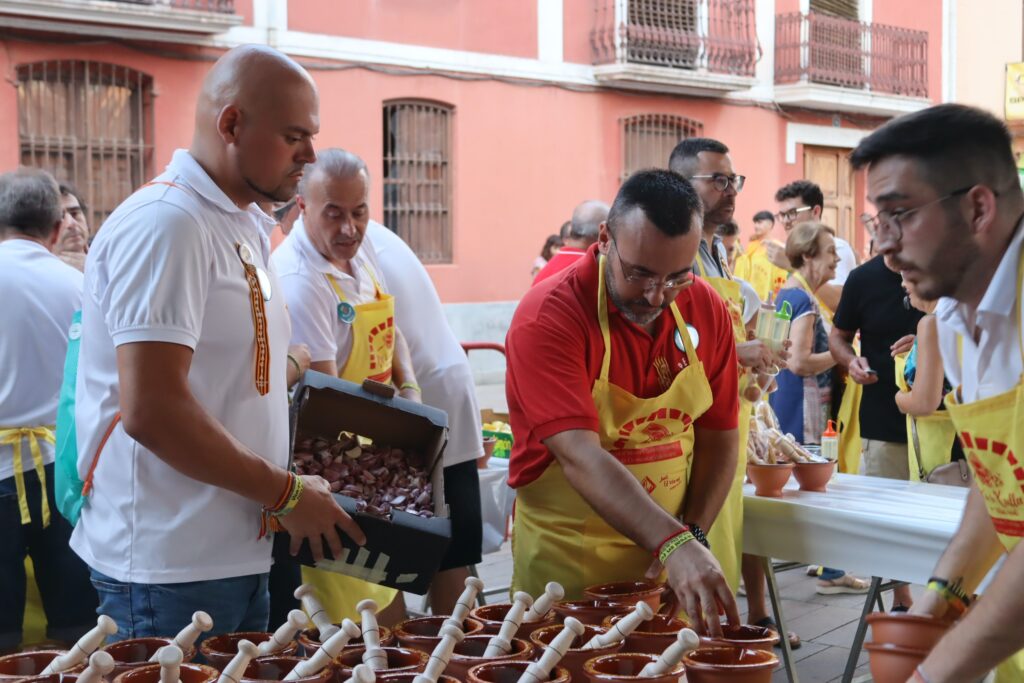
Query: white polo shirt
[[0, 239, 82, 482], [937, 221, 1024, 403], [272, 219, 388, 367], [366, 222, 483, 467], [831, 237, 857, 286], [70, 150, 292, 584]]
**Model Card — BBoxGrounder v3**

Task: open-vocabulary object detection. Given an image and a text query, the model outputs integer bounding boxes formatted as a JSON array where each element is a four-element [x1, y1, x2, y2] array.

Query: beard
[[604, 259, 669, 326], [243, 174, 296, 203], [887, 214, 979, 301]]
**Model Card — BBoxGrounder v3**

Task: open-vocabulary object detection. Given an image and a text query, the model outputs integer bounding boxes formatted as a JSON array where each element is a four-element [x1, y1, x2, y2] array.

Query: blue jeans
[[89, 569, 270, 642]]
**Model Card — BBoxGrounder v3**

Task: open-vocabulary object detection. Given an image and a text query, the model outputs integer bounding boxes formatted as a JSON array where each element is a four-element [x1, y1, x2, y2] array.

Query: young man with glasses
[[505, 170, 741, 637], [852, 103, 1024, 682]]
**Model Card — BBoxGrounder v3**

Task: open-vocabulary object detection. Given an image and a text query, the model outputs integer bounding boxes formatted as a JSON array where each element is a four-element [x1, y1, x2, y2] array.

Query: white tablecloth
[[742, 473, 972, 585]]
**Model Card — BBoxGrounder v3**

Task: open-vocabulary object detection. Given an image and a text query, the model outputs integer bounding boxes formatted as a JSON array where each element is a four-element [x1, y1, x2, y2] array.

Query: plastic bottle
[[821, 420, 838, 462], [771, 300, 793, 351], [755, 293, 776, 341]]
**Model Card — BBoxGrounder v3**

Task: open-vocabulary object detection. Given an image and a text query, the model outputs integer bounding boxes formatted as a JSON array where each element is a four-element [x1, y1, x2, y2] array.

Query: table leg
[[761, 555, 799, 683], [842, 576, 882, 683]]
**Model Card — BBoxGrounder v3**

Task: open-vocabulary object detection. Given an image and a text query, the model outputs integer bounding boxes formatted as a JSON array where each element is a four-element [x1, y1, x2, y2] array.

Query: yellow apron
[[0, 427, 55, 527], [893, 353, 956, 482], [694, 255, 749, 593], [511, 256, 714, 599], [943, 249, 1024, 683], [733, 240, 787, 303], [301, 264, 399, 622]]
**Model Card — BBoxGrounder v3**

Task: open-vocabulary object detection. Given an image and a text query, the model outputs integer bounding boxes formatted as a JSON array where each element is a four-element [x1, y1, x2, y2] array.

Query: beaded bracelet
[[926, 580, 969, 615], [257, 472, 303, 540], [656, 528, 695, 565]]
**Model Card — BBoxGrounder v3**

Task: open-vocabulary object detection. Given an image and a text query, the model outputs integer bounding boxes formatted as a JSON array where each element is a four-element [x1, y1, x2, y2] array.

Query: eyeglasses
[[775, 206, 814, 224], [690, 173, 746, 193], [860, 186, 974, 243], [610, 239, 695, 292]]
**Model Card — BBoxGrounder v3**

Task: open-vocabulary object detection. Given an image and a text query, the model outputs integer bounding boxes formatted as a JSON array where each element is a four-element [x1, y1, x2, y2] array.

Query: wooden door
[[804, 145, 856, 248]]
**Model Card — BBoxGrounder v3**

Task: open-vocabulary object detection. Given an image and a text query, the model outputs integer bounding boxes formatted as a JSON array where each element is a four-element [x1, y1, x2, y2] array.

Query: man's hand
[[771, 339, 792, 369], [764, 240, 790, 271], [848, 357, 879, 385], [645, 542, 739, 636], [286, 344, 311, 388], [737, 340, 773, 372], [281, 475, 367, 562], [891, 334, 915, 358], [399, 386, 422, 403]]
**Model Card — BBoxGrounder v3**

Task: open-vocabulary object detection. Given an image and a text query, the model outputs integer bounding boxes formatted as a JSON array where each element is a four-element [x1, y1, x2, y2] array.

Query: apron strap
[[792, 271, 835, 326], [326, 264, 385, 304], [325, 273, 348, 303], [695, 250, 708, 279], [0, 427, 55, 527]]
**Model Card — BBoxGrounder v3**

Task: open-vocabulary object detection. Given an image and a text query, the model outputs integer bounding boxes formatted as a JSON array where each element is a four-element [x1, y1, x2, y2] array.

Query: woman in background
[[531, 233, 562, 278]]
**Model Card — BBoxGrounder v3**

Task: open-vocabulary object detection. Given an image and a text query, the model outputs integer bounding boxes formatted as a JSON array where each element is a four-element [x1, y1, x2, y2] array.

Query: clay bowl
[[699, 624, 775, 653], [747, 463, 794, 498], [529, 625, 623, 683], [683, 647, 778, 683], [792, 461, 836, 493], [866, 612, 950, 652], [582, 581, 666, 611], [470, 604, 558, 638], [377, 674, 459, 683], [19, 675, 79, 683], [393, 616, 486, 653], [865, 643, 928, 683], [0, 651, 68, 680], [445, 635, 534, 681], [467, 661, 571, 683], [600, 614, 686, 655], [332, 647, 427, 680], [583, 652, 686, 683], [240, 656, 332, 683], [104, 637, 196, 677], [113, 663, 220, 683], [298, 625, 395, 656], [552, 601, 633, 627], [200, 633, 298, 671]]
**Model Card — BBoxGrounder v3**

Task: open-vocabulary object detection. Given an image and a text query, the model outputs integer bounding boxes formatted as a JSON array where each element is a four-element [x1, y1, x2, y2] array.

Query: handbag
[[911, 418, 972, 487]]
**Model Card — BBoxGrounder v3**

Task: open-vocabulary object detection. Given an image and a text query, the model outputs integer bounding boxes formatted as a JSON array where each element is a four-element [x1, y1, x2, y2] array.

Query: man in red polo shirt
[[533, 200, 608, 285], [507, 170, 740, 635]]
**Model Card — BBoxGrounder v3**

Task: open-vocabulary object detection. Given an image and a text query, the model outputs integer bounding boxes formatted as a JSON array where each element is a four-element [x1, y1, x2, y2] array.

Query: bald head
[[190, 45, 319, 207], [567, 199, 609, 248]]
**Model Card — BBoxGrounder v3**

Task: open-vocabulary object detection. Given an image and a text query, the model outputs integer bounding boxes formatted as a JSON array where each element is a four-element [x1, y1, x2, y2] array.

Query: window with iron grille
[[382, 100, 453, 264], [621, 113, 704, 181], [16, 61, 154, 232], [810, 0, 858, 20]]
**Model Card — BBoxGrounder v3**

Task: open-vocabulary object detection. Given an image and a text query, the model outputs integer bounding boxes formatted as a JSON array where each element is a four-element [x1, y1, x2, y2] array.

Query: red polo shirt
[[532, 247, 587, 286], [506, 244, 739, 488]]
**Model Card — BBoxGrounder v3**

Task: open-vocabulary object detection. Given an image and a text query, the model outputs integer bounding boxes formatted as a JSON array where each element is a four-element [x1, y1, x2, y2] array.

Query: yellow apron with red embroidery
[[893, 353, 956, 481], [302, 263, 399, 621], [694, 256, 749, 593], [511, 256, 714, 599], [943, 249, 1024, 683]]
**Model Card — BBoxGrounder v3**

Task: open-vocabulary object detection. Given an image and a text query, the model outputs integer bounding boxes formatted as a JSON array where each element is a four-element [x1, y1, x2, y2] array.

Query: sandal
[[753, 617, 801, 650], [816, 573, 870, 595]]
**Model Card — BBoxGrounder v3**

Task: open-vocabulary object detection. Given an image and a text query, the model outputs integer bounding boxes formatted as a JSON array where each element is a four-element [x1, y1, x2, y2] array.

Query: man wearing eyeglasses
[[852, 104, 1024, 682], [505, 170, 741, 636]]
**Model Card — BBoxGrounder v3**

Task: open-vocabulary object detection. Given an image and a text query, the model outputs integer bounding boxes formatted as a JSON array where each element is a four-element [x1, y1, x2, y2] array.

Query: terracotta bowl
[[746, 463, 794, 498], [792, 461, 836, 492], [112, 663, 220, 683], [866, 613, 950, 652], [332, 647, 427, 680], [200, 633, 298, 671], [298, 625, 395, 657], [865, 643, 928, 683], [445, 635, 534, 681], [240, 656, 332, 683], [393, 616, 486, 653], [699, 624, 776, 653], [18, 675, 79, 683], [376, 674, 459, 683], [600, 614, 687, 655], [683, 647, 778, 683], [467, 661, 571, 683], [104, 637, 196, 677], [582, 581, 665, 611], [0, 651, 68, 680], [470, 604, 558, 638], [552, 601, 632, 627], [529, 625, 623, 683], [583, 652, 685, 683]]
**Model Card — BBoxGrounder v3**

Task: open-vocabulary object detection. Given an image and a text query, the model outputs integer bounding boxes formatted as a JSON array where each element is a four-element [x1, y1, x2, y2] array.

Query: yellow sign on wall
[[1006, 63, 1024, 120]]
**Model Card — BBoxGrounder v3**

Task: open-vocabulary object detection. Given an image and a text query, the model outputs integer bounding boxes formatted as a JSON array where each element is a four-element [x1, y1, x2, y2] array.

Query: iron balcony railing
[[113, 0, 235, 13]]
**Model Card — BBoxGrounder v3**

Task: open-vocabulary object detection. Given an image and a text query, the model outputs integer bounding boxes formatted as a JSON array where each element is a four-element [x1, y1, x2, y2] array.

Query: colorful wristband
[[287, 354, 301, 374], [657, 529, 695, 565], [925, 580, 969, 615], [399, 382, 421, 393], [272, 474, 304, 518]]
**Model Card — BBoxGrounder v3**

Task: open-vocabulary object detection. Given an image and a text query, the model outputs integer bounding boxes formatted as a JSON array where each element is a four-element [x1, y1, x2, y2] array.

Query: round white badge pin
[[675, 325, 700, 351]]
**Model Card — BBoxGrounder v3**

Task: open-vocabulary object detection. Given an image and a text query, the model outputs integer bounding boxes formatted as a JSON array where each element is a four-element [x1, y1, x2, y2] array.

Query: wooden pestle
[[481, 592, 533, 657], [77, 651, 115, 683], [217, 640, 258, 683], [158, 645, 184, 683], [357, 600, 387, 671], [258, 610, 308, 656], [637, 629, 700, 677], [442, 577, 485, 632], [41, 615, 118, 674], [150, 612, 213, 661], [295, 584, 339, 642], [515, 618, 585, 683], [284, 619, 361, 681], [580, 601, 653, 650], [412, 625, 464, 683], [522, 582, 564, 623], [344, 665, 376, 683]]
